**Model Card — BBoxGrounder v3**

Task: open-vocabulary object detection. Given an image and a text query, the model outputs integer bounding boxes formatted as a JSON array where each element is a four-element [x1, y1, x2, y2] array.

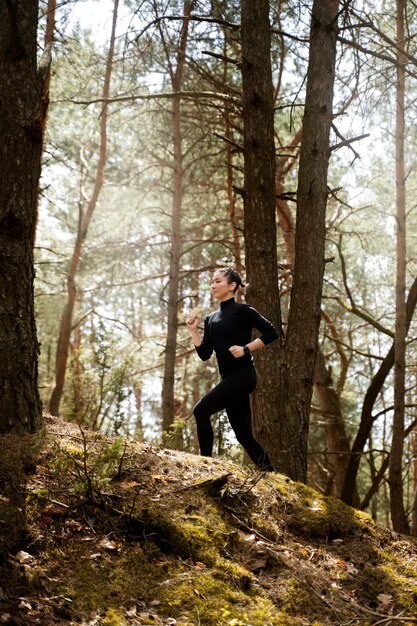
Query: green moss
[[46, 542, 167, 613], [138, 500, 229, 565], [102, 608, 126, 626], [285, 578, 330, 617], [214, 558, 253, 591], [156, 570, 296, 625], [285, 484, 375, 540], [249, 512, 282, 543]]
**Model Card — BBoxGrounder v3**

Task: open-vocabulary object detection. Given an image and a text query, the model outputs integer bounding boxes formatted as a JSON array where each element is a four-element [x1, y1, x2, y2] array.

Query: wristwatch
[[243, 345, 251, 355]]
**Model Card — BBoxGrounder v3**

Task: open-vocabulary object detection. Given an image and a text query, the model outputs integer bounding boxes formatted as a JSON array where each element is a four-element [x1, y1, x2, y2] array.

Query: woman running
[[186, 267, 278, 471]]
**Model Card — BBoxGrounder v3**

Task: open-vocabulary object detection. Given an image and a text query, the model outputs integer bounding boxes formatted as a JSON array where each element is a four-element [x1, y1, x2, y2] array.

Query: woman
[[186, 267, 278, 471]]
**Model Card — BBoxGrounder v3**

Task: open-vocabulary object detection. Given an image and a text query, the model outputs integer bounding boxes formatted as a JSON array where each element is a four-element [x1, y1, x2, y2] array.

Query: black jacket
[[195, 297, 278, 377]]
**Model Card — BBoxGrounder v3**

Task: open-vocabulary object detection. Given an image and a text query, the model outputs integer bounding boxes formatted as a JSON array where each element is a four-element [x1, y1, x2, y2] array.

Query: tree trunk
[[240, 0, 283, 464], [241, 0, 338, 482], [0, 0, 50, 433], [389, 0, 409, 534], [49, 0, 119, 416], [276, 133, 352, 495], [161, 0, 195, 437], [278, 0, 339, 481]]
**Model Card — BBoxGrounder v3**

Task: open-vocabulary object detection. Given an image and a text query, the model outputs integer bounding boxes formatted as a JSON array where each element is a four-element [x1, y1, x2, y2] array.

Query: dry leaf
[[151, 474, 168, 483], [14, 551, 35, 565], [120, 481, 139, 489], [99, 539, 119, 551], [82, 553, 102, 560], [18, 600, 32, 610], [377, 593, 393, 610], [126, 606, 137, 618], [346, 562, 358, 575]]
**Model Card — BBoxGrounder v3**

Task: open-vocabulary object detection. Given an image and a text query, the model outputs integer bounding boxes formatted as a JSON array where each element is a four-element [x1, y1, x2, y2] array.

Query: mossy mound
[[1, 416, 417, 625]]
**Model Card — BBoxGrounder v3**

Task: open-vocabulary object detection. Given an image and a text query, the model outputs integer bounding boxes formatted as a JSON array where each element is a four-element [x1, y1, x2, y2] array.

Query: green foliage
[[51, 431, 125, 499], [65, 319, 133, 434]]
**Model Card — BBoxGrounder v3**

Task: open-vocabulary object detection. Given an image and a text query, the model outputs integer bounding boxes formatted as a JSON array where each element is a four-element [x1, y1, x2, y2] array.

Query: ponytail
[[218, 267, 246, 293]]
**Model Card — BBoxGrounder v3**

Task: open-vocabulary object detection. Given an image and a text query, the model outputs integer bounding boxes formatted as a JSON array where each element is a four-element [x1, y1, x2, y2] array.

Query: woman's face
[[211, 271, 236, 301]]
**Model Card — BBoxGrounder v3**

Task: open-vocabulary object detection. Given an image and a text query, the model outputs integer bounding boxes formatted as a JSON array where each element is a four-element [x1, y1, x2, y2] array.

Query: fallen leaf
[[151, 474, 168, 483], [246, 555, 268, 571], [81, 553, 102, 560], [18, 600, 32, 610], [346, 562, 358, 575], [126, 606, 137, 618], [98, 539, 119, 551], [14, 551, 35, 565], [377, 593, 393, 610], [120, 481, 139, 489]]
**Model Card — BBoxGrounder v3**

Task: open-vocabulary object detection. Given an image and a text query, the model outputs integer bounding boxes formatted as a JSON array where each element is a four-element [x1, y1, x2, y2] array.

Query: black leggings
[[193, 367, 273, 471]]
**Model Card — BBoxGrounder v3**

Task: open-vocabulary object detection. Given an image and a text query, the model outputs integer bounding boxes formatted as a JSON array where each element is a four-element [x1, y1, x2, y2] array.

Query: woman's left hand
[[229, 345, 244, 358]]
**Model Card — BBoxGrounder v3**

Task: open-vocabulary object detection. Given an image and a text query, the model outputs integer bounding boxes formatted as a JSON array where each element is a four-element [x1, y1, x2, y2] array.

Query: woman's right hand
[[186, 314, 200, 331]]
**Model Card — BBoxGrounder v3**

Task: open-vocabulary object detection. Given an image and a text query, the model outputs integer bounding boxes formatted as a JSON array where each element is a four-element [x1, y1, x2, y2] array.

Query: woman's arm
[[245, 306, 279, 345], [185, 314, 202, 347], [229, 305, 279, 359], [229, 337, 265, 358], [186, 314, 214, 361]]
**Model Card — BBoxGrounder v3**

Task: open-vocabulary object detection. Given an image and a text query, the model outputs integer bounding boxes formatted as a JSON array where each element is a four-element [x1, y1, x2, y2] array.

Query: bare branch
[[68, 90, 239, 107]]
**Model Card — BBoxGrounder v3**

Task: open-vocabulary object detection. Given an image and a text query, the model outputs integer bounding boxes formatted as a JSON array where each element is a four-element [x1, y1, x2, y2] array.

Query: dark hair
[[216, 267, 245, 293]]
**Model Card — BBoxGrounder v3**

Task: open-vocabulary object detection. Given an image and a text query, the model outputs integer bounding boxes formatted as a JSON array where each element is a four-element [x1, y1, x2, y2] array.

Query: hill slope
[[1, 416, 417, 625]]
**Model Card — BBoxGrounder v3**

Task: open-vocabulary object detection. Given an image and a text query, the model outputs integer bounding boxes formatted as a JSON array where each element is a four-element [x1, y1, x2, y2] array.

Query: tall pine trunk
[[389, 0, 409, 534], [276, 141, 352, 495], [241, 0, 339, 482], [240, 0, 283, 463], [0, 0, 50, 433], [278, 0, 339, 481], [161, 0, 195, 438]]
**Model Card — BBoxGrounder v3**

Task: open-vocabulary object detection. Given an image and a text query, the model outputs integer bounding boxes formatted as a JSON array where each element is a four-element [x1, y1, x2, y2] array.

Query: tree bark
[[276, 133, 352, 495], [277, 0, 339, 481], [241, 0, 338, 482], [389, 0, 409, 534], [49, 0, 119, 416], [161, 0, 195, 437], [0, 0, 49, 433], [240, 0, 283, 464]]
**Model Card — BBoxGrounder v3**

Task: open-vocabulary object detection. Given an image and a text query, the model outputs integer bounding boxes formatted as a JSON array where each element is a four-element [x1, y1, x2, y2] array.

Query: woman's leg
[[193, 368, 257, 457], [193, 368, 274, 470], [225, 395, 274, 471]]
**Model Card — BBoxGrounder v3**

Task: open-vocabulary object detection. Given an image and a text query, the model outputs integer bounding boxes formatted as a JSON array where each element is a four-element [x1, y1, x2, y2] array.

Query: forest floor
[[1, 416, 417, 626]]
